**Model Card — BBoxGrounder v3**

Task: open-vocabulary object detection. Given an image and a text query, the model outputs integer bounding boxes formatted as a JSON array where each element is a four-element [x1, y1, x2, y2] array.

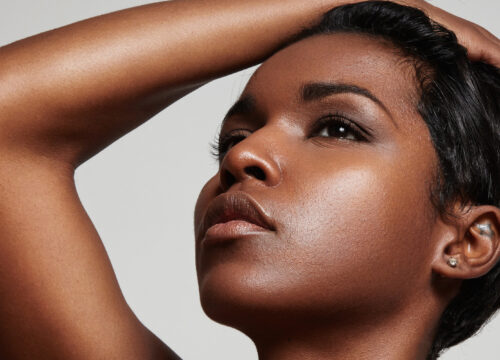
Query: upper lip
[[199, 192, 275, 238]]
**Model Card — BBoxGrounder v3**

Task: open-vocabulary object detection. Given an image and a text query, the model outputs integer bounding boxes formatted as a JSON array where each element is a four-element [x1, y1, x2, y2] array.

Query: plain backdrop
[[0, 1, 499, 359]]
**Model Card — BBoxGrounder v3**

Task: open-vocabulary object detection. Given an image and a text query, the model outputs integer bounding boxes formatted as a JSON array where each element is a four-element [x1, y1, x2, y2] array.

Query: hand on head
[[397, 0, 500, 67]]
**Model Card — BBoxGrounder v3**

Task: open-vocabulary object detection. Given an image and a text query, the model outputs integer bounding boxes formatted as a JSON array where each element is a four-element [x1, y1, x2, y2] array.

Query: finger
[[474, 24, 500, 45], [451, 23, 500, 67]]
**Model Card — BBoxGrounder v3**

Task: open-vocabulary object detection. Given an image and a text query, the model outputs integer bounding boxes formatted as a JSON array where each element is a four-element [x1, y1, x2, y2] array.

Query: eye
[[210, 128, 251, 162], [312, 114, 368, 142]]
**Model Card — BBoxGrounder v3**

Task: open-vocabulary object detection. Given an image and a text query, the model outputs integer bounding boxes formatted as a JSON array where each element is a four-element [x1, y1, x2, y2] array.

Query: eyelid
[[219, 128, 252, 145], [211, 112, 372, 162], [311, 113, 372, 141], [210, 128, 252, 162]]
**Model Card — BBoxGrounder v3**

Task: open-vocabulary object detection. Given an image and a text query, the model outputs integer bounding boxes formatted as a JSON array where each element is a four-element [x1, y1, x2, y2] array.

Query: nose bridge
[[219, 123, 285, 191]]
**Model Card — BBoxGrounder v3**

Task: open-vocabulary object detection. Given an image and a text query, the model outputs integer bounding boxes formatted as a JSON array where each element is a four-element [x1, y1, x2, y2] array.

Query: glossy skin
[[195, 34, 443, 359], [0, 0, 499, 359]]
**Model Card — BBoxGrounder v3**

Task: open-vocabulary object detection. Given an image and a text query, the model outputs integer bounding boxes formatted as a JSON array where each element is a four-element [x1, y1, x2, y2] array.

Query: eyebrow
[[301, 82, 398, 129], [222, 82, 397, 129], [222, 95, 257, 127]]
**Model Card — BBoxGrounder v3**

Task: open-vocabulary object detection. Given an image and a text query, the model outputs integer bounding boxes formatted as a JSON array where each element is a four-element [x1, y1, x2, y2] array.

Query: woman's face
[[194, 33, 440, 333]]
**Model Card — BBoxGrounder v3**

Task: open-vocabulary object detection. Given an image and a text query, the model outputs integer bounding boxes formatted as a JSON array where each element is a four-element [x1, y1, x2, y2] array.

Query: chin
[[197, 262, 279, 331], [197, 261, 339, 336]]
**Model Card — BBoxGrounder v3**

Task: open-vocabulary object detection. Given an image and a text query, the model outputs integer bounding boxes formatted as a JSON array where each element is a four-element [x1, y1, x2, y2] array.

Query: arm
[[0, 0, 344, 168], [0, 1, 349, 359], [0, 1, 497, 359], [0, 0, 497, 167]]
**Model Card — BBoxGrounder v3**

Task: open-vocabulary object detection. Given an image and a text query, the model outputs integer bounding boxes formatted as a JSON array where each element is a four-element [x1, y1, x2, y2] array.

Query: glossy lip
[[199, 191, 276, 245]]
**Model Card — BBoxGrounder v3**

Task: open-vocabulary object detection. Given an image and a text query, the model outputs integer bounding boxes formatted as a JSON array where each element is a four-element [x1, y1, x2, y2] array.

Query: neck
[[251, 296, 441, 360]]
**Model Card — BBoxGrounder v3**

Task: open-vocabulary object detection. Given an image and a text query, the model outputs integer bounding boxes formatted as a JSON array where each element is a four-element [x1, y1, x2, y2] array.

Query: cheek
[[196, 147, 437, 323], [272, 156, 435, 310]]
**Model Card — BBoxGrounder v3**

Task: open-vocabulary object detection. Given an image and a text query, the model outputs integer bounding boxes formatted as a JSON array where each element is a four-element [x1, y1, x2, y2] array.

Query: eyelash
[[311, 113, 369, 142], [210, 112, 369, 163], [210, 128, 249, 163]]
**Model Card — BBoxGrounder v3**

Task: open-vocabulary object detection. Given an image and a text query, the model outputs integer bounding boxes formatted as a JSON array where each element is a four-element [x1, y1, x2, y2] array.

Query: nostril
[[221, 169, 236, 190], [245, 166, 266, 181]]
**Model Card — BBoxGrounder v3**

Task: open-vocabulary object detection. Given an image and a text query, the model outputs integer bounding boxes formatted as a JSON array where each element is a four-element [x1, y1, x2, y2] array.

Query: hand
[[400, 0, 500, 67]]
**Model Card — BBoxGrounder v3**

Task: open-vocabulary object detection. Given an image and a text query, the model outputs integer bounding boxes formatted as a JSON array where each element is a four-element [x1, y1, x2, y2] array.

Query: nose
[[219, 130, 282, 191]]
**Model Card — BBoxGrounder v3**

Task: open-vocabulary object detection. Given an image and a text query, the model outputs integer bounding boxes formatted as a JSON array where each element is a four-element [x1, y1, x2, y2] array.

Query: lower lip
[[203, 220, 269, 245]]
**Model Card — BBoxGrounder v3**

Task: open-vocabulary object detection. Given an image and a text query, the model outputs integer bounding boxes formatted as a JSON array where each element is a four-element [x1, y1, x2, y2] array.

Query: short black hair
[[294, 1, 500, 359]]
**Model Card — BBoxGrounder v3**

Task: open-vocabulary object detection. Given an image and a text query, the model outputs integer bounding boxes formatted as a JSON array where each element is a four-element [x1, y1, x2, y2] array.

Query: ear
[[432, 204, 500, 280]]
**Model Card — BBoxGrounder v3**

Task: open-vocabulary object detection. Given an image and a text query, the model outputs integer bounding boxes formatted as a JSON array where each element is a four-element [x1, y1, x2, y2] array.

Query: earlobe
[[432, 205, 500, 280]]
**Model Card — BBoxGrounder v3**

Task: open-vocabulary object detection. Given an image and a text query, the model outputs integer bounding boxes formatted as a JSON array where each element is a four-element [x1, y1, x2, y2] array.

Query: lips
[[199, 192, 275, 242]]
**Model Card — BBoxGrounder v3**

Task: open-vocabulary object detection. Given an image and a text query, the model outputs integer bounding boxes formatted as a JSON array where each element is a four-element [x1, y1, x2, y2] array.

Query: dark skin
[[0, 0, 499, 359], [194, 33, 500, 360]]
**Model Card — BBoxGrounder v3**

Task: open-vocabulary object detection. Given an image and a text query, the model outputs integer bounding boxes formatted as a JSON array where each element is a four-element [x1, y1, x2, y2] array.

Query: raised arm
[[0, 1, 497, 359], [0, 1, 352, 359], [0, 0, 498, 167], [0, 0, 348, 168]]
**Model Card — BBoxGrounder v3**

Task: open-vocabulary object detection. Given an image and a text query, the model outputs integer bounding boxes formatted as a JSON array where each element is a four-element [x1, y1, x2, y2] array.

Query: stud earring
[[447, 257, 458, 268]]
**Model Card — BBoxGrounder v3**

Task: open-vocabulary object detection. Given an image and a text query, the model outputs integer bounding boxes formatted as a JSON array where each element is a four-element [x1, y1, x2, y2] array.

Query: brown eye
[[313, 115, 367, 142]]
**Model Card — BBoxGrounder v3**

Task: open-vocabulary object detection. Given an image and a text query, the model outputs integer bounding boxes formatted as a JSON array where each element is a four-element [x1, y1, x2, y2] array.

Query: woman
[[0, 0, 498, 359]]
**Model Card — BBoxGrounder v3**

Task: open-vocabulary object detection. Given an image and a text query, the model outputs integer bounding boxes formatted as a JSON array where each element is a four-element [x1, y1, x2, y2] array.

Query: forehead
[[244, 33, 419, 119]]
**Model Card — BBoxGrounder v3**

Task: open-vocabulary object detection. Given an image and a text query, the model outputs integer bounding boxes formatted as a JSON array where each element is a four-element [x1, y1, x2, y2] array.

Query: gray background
[[0, 1, 498, 359]]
